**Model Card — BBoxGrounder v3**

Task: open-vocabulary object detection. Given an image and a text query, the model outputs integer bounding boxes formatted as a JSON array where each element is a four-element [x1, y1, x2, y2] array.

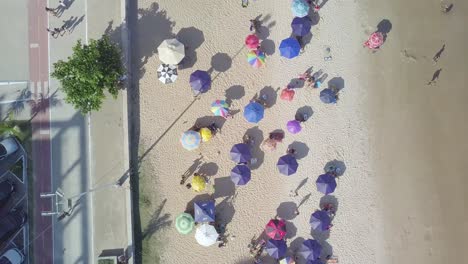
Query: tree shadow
[[177, 27, 205, 69], [319, 195, 339, 216], [141, 199, 172, 240], [327, 77, 345, 91], [260, 39, 276, 56], [29, 91, 62, 121], [276, 201, 298, 220], [323, 159, 346, 177], [209, 53, 232, 73], [198, 162, 219, 177], [259, 86, 278, 108], [213, 176, 236, 199], [225, 85, 245, 105], [244, 127, 264, 170], [295, 106, 314, 122], [288, 141, 309, 160]]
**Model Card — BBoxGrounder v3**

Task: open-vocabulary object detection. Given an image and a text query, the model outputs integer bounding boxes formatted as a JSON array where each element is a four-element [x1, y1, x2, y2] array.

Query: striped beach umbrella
[[211, 100, 229, 118], [175, 213, 194, 235], [157, 64, 178, 84], [265, 219, 287, 240], [180, 130, 201, 150], [247, 50, 266, 68]]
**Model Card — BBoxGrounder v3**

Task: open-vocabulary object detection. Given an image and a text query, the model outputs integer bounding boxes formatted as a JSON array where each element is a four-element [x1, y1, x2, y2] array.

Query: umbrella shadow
[[194, 116, 228, 132], [260, 39, 276, 56], [213, 176, 236, 199], [327, 77, 345, 92], [289, 236, 306, 253], [185, 194, 213, 215], [310, 227, 330, 241], [295, 106, 314, 122], [141, 199, 172, 240], [319, 240, 334, 260], [284, 220, 298, 240], [276, 201, 298, 220], [177, 26, 205, 69], [215, 196, 236, 227], [244, 127, 264, 170], [319, 195, 339, 217], [180, 155, 204, 184], [323, 160, 346, 177], [288, 142, 309, 160], [308, 12, 321, 26], [198, 162, 219, 177], [259, 86, 279, 108], [225, 85, 245, 105], [208, 52, 232, 74], [257, 14, 276, 40]]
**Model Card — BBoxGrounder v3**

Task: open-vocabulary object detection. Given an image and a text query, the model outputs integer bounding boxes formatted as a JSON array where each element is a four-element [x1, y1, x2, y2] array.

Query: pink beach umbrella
[[364, 32, 384, 49], [245, 34, 260, 50]]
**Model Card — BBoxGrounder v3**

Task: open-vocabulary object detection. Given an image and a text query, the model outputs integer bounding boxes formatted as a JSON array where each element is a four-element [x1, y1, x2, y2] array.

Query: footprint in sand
[[400, 49, 418, 63]]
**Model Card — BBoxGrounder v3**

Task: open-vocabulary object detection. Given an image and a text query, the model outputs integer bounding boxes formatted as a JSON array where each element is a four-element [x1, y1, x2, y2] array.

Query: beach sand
[[362, 0, 468, 263], [132, 0, 466, 263]]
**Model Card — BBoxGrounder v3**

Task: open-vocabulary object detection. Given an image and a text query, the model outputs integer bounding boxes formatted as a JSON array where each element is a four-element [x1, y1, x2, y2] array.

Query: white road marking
[[30, 43, 39, 48]]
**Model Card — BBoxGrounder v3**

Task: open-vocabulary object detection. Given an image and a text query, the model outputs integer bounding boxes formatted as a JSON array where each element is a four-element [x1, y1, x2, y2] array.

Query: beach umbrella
[[319, 88, 337, 104], [230, 165, 251, 185], [199, 127, 213, 142], [244, 101, 265, 123], [298, 239, 322, 261], [180, 130, 201, 150], [194, 200, 215, 222], [245, 34, 260, 49], [265, 239, 287, 259], [192, 175, 206, 192], [157, 38, 185, 65], [261, 138, 277, 152], [279, 37, 301, 59], [175, 213, 195, 235], [280, 88, 295, 101], [309, 210, 332, 231], [291, 0, 310, 18], [277, 154, 299, 176], [157, 64, 178, 84], [279, 256, 296, 264], [287, 120, 302, 134], [230, 143, 252, 163], [291, 16, 312, 36], [195, 224, 219, 247], [265, 219, 287, 240], [211, 100, 229, 118], [364, 32, 384, 49], [247, 50, 266, 68], [190, 70, 211, 94], [316, 173, 337, 194]]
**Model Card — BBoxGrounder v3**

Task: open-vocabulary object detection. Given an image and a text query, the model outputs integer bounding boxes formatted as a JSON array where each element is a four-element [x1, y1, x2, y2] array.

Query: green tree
[[52, 36, 124, 114]]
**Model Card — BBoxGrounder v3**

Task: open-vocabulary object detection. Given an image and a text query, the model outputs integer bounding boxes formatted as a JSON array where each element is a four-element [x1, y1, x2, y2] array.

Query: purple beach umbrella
[[287, 120, 302, 134], [194, 200, 215, 222], [190, 70, 211, 94], [230, 165, 251, 185], [230, 143, 252, 164], [309, 210, 331, 232], [291, 16, 312, 37], [265, 239, 287, 259], [277, 154, 299, 176], [316, 173, 337, 194], [298, 239, 322, 261]]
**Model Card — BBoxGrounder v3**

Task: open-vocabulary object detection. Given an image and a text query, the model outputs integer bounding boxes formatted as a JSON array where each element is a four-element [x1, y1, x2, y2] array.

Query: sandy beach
[[131, 0, 466, 263]]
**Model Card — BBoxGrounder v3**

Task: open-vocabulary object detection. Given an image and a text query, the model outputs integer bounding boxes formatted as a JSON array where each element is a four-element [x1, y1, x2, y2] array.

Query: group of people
[[298, 68, 328, 89]]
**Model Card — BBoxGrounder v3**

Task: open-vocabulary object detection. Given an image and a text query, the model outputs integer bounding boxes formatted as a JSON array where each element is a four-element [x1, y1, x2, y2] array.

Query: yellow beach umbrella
[[199, 128, 213, 142], [192, 175, 206, 192]]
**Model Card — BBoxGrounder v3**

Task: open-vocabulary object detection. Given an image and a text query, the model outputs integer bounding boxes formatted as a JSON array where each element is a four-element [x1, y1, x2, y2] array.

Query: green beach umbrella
[[175, 213, 195, 234]]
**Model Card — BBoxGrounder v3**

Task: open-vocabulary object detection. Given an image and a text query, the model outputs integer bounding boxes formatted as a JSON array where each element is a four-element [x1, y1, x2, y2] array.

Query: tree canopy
[[52, 36, 124, 114]]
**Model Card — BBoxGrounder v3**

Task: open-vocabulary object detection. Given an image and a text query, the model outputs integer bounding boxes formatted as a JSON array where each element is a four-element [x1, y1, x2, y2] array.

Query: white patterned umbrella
[[157, 38, 185, 64], [195, 224, 219, 247], [157, 64, 178, 84]]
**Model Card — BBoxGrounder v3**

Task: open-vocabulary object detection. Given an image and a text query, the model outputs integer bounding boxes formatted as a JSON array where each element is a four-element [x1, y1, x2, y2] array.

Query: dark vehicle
[[0, 210, 26, 243], [0, 180, 15, 209]]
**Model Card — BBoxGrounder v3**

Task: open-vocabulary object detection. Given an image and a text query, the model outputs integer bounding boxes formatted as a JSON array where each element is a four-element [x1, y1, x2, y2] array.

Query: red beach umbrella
[[245, 34, 260, 50], [280, 88, 295, 101], [265, 219, 287, 240], [364, 32, 384, 49]]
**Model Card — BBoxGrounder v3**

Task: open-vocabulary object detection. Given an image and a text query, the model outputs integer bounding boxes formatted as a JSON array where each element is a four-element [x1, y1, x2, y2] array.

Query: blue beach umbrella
[[194, 200, 215, 223], [298, 239, 322, 261], [180, 130, 201, 150], [319, 88, 337, 104], [265, 239, 287, 259], [279, 37, 301, 59], [291, 0, 310, 18], [291, 16, 312, 36], [190, 70, 211, 94], [316, 173, 337, 194], [231, 165, 251, 186], [243, 102, 265, 123], [277, 154, 299, 176], [309, 210, 331, 231], [230, 143, 252, 164]]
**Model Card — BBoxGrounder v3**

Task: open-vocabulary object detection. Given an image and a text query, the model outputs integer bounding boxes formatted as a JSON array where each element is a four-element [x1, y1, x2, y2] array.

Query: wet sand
[[362, 0, 468, 262]]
